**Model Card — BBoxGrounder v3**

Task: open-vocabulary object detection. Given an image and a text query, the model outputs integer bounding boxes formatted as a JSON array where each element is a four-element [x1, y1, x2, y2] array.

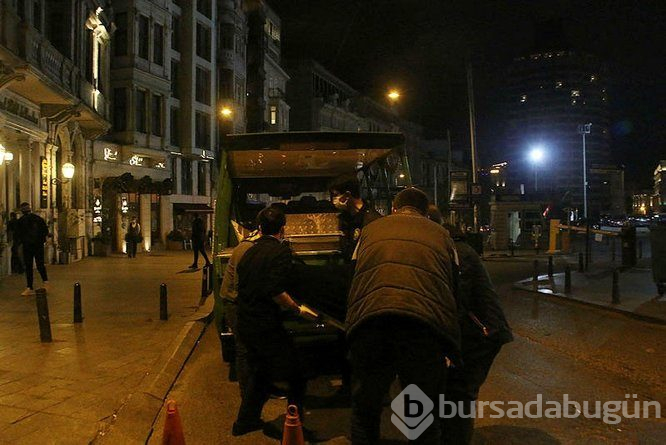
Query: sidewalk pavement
[[0, 250, 212, 444], [514, 264, 666, 324]]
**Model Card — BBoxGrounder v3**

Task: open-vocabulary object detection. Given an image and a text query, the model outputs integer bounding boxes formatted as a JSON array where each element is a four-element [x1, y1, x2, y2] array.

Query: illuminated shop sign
[[129, 154, 145, 166], [121, 196, 129, 214], [40, 156, 49, 208], [93, 197, 102, 223], [103, 147, 118, 161], [154, 162, 166, 169]]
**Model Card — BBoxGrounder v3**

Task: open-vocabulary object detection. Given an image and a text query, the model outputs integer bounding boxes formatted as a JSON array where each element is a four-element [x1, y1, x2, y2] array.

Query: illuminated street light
[[62, 162, 75, 180], [220, 106, 233, 119], [387, 89, 400, 103], [528, 145, 546, 191]]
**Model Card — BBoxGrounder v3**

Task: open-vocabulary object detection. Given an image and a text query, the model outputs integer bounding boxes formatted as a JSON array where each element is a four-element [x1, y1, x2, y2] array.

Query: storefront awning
[[173, 203, 214, 214]]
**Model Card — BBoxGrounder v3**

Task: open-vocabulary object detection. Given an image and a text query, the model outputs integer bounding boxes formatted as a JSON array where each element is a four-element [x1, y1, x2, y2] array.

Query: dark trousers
[[223, 301, 249, 397], [127, 240, 137, 258], [439, 340, 502, 445], [192, 241, 210, 266], [23, 244, 48, 289], [11, 242, 24, 274], [349, 317, 448, 445], [235, 327, 306, 426]]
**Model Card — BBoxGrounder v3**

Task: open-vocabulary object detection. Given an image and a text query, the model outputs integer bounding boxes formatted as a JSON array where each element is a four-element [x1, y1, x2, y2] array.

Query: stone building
[[245, 0, 289, 132], [0, 0, 114, 274], [98, 0, 218, 253]]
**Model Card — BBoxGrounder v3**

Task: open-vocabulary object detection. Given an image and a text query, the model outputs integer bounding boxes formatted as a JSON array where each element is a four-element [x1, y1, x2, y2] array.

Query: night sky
[[270, 0, 665, 190]]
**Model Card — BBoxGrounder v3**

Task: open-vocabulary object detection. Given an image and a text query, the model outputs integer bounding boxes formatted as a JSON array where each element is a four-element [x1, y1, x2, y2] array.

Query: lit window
[[270, 106, 277, 125], [555, 81, 563, 89], [571, 90, 580, 97], [590, 74, 597, 82], [520, 94, 527, 103], [571, 99, 577, 105]]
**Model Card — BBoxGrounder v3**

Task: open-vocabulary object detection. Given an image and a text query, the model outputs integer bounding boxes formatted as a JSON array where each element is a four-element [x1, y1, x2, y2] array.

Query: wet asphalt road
[[150, 259, 666, 444]]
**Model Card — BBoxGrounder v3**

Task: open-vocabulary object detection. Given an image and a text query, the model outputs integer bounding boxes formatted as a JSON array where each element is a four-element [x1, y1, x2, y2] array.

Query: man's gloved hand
[[297, 304, 319, 321]]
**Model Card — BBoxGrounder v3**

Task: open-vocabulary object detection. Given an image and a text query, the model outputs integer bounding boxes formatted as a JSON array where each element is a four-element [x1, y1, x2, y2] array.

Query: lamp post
[[578, 123, 592, 269], [387, 89, 401, 105], [528, 146, 545, 192]]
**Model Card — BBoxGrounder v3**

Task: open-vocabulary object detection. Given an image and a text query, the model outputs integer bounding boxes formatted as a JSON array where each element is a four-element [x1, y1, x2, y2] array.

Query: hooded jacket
[[345, 207, 460, 353]]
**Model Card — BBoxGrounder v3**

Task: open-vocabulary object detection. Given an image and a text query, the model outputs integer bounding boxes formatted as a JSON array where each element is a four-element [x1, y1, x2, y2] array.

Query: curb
[[513, 280, 666, 326], [92, 297, 214, 444]]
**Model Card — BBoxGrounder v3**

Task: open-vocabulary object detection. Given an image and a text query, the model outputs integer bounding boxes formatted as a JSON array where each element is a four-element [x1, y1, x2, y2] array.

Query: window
[[170, 107, 179, 146], [555, 81, 563, 89], [571, 90, 581, 97], [171, 16, 180, 52], [151, 94, 162, 136], [196, 23, 211, 60], [195, 67, 210, 104], [153, 24, 164, 65], [135, 90, 147, 133], [114, 13, 128, 56], [181, 159, 192, 195], [85, 29, 94, 83], [17, 0, 25, 20], [138, 15, 149, 59], [45, 1, 72, 58], [197, 162, 207, 195], [197, 0, 212, 18], [195, 112, 210, 149], [220, 23, 234, 50], [113, 88, 127, 131], [270, 106, 277, 125], [520, 94, 527, 103], [32, 0, 41, 32], [171, 60, 179, 98], [218, 68, 233, 98]]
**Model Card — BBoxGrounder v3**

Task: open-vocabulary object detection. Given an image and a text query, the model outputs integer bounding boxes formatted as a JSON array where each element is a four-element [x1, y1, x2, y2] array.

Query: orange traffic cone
[[281, 404, 304, 445], [162, 400, 186, 445]]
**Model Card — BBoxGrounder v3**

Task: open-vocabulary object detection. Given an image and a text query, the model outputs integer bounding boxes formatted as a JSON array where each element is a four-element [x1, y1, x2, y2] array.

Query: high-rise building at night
[[503, 49, 616, 217]]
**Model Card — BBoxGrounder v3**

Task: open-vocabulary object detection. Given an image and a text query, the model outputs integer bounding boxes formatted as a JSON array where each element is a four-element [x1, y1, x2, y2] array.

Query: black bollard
[[73, 282, 83, 323], [564, 264, 572, 293], [532, 259, 539, 286], [578, 252, 584, 273], [638, 240, 643, 259], [548, 256, 554, 278], [201, 266, 209, 299], [612, 269, 620, 304], [35, 288, 53, 342], [160, 283, 168, 320], [510, 240, 515, 257]]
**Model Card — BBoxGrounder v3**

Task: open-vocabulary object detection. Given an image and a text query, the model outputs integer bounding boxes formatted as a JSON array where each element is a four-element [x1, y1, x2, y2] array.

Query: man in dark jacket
[[189, 213, 211, 269], [346, 188, 459, 444], [232, 206, 315, 436], [427, 207, 513, 445], [15, 202, 49, 296], [329, 178, 381, 262]]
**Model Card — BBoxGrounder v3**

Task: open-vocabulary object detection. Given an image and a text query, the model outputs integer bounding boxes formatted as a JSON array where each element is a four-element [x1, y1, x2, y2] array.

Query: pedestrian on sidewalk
[[15, 203, 49, 296], [232, 206, 314, 436], [220, 228, 260, 395], [346, 188, 460, 444], [125, 217, 141, 258], [189, 213, 211, 269], [7, 211, 24, 274], [428, 206, 513, 445]]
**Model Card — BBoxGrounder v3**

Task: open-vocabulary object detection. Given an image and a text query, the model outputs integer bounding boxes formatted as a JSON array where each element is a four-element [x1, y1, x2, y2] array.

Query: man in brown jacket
[[346, 187, 460, 444]]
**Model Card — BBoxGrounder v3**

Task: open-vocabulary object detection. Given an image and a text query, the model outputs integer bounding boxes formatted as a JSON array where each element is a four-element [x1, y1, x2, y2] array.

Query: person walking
[[15, 203, 49, 296], [427, 206, 513, 445], [346, 188, 460, 445], [7, 211, 24, 274], [125, 217, 141, 258], [189, 213, 211, 269], [232, 206, 315, 436]]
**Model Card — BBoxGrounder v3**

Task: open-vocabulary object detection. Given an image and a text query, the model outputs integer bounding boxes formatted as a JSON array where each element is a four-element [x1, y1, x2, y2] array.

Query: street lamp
[[387, 89, 400, 104], [528, 145, 546, 191], [220, 106, 233, 119], [577, 123, 592, 219], [51, 162, 75, 185]]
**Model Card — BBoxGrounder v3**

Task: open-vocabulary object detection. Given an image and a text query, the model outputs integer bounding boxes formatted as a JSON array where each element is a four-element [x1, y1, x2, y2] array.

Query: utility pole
[[467, 62, 479, 231], [578, 123, 592, 270]]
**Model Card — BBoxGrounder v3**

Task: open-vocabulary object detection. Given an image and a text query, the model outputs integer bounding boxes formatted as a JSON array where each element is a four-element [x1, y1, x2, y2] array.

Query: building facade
[[98, 0, 218, 253], [654, 160, 666, 214], [245, 0, 289, 132], [0, 0, 114, 275], [503, 50, 612, 218]]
